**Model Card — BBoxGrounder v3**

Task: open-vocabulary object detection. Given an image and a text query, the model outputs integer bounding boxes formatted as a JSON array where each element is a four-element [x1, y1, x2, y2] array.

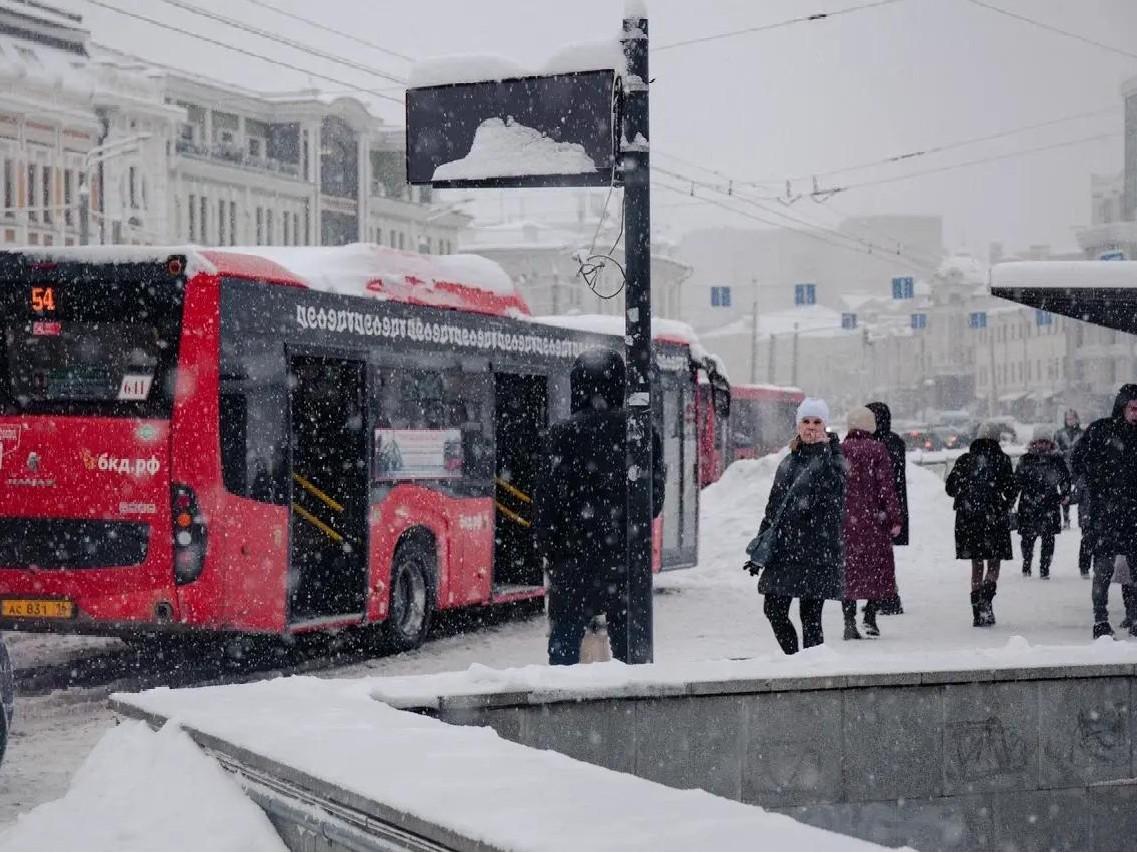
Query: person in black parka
[[1015, 426, 1070, 580], [866, 401, 909, 615], [754, 397, 845, 655], [534, 348, 665, 665], [1071, 384, 1137, 638], [946, 422, 1018, 627]]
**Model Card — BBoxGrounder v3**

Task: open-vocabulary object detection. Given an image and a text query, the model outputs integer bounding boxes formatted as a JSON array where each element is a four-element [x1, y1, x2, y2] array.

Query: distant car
[[932, 426, 967, 450], [0, 637, 12, 766], [903, 428, 943, 452]]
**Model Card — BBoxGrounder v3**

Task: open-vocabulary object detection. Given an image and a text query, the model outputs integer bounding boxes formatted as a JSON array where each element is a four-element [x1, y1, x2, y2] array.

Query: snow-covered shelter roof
[[990, 260, 1137, 334]]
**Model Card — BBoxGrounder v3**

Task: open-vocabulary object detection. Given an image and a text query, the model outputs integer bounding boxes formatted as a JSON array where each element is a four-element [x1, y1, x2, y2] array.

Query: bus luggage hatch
[[287, 355, 368, 624], [492, 373, 547, 593]]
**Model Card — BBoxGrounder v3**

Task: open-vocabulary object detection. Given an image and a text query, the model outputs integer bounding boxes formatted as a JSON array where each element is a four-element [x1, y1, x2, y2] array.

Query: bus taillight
[[170, 483, 207, 585]]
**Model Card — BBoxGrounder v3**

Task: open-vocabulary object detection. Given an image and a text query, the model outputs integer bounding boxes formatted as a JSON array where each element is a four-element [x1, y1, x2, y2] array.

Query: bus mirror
[[713, 385, 731, 418]]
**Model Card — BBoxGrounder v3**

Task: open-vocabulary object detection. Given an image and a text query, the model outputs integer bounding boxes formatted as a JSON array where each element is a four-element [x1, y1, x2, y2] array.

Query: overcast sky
[[71, 0, 1137, 258]]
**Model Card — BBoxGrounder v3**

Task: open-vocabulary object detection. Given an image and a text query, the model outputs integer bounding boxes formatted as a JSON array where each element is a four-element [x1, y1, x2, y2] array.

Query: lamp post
[[77, 133, 153, 245]]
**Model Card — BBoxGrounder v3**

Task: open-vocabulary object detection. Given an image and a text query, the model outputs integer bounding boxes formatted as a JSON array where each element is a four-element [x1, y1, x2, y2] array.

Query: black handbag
[[744, 464, 810, 573]]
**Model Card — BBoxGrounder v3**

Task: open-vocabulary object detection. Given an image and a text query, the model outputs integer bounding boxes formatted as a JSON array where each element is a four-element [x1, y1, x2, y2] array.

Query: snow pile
[[0, 721, 283, 852], [116, 679, 878, 852], [411, 37, 623, 87], [433, 117, 598, 181]]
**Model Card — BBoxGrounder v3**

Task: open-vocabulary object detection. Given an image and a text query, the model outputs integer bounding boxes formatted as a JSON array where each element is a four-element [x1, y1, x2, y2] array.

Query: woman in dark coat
[[866, 401, 909, 615], [754, 397, 845, 655], [945, 422, 1018, 627], [1015, 426, 1070, 580], [841, 408, 902, 640]]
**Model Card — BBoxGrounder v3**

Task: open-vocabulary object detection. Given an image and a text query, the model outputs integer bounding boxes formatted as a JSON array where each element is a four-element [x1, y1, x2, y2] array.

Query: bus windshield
[[0, 269, 184, 418]]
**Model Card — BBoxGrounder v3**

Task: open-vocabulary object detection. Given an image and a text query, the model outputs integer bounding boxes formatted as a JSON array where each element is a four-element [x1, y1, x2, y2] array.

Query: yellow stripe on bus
[[495, 477, 532, 505], [291, 503, 344, 543], [292, 473, 344, 513], [495, 501, 532, 529]]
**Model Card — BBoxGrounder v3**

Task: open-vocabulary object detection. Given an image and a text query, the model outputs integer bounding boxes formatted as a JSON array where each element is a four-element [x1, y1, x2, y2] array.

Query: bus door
[[660, 373, 699, 569], [287, 353, 368, 623], [492, 372, 547, 591]]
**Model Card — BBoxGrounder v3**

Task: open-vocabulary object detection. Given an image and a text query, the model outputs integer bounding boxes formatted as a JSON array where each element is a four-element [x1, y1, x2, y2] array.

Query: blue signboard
[[892, 276, 914, 300], [910, 312, 927, 330], [1036, 309, 1053, 326], [841, 312, 857, 330], [710, 286, 732, 307], [1100, 250, 1126, 261], [968, 311, 987, 330], [794, 283, 816, 306]]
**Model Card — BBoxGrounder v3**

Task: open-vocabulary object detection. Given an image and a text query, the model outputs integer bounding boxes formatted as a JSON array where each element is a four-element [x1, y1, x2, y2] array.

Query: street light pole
[[749, 277, 759, 384]]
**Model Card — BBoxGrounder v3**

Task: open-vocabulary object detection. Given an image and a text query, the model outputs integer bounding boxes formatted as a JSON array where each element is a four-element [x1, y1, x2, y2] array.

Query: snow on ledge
[[115, 679, 880, 851], [991, 260, 1137, 291], [411, 37, 624, 88], [432, 117, 598, 181], [365, 636, 1137, 710]]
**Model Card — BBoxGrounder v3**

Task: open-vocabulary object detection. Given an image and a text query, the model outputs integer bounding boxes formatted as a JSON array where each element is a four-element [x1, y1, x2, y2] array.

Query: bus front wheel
[[384, 541, 435, 651]]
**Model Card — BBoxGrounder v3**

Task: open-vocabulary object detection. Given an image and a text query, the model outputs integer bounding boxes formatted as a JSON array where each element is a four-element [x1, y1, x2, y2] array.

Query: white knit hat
[[796, 397, 830, 424]]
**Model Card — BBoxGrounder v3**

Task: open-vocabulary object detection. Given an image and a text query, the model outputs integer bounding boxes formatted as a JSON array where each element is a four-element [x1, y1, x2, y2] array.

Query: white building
[[0, 0, 465, 251]]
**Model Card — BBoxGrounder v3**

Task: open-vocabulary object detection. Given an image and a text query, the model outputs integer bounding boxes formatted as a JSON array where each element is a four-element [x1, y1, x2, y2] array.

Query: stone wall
[[429, 664, 1137, 850]]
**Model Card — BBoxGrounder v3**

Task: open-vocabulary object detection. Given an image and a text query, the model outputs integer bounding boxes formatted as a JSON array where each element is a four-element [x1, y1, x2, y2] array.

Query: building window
[[398, 232, 405, 250], [27, 163, 36, 222], [389, 229, 396, 247], [230, 201, 237, 245], [42, 166, 51, 224], [255, 207, 263, 245], [188, 193, 196, 241], [282, 211, 290, 246], [200, 195, 208, 245], [293, 212, 300, 245], [63, 170, 73, 227], [266, 209, 274, 245], [3, 159, 13, 219], [218, 198, 227, 245]]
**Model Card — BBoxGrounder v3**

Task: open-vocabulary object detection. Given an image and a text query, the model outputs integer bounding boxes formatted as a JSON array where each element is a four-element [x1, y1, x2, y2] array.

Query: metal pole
[[78, 181, 90, 246], [988, 319, 998, 416], [791, 322, 800, 388], [749, 277, 759, 384], [621, 12, 653, 664]]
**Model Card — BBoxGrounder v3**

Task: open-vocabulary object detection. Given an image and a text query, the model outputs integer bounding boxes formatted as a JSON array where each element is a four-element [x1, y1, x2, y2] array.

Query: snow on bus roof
[[990, 260, 1137, 290], [9, 246, 218, 278], [410, 37, 624, 88], [536, 313, 723, 365]]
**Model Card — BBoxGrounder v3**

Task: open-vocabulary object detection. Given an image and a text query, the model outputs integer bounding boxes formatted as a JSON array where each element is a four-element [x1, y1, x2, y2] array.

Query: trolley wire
[[965, 0, 1137, 63], [237, 0, 414, 64]]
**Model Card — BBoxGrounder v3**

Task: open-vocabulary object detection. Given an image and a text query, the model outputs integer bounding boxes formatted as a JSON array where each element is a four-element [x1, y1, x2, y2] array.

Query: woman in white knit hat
[[748, 397, 845, 654]]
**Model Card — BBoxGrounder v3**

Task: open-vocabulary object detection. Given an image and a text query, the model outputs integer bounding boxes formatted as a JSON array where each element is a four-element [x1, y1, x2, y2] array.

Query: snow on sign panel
[[406, 69, 616, 188]]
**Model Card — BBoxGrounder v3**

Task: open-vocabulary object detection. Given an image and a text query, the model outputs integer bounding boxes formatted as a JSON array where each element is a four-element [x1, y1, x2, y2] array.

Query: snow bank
[[432, 117, 598, 181], [0, 721, 283, 852], [117, 680, 879, 852]]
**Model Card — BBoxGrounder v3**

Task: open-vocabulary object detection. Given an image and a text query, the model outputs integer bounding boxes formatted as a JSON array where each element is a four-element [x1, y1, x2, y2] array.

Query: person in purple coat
[[841, 407, 903, 639]]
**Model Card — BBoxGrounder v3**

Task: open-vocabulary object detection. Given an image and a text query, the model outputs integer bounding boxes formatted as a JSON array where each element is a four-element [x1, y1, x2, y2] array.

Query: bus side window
[[220, 386, 288, 504]]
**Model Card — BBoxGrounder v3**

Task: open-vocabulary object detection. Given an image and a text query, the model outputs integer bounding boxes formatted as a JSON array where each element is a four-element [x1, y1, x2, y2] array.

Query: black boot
[[877, 594, 903, 615], [1093, 621, 1115, 640], [863, 602, 880, 637], [982, 581, 998, 626], [971, 589, 984, 627], [842, 600, 862, 640]]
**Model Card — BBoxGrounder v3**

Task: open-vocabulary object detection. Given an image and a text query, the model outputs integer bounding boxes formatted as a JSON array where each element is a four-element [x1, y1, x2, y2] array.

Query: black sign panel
[[406, 70, 617, 189]]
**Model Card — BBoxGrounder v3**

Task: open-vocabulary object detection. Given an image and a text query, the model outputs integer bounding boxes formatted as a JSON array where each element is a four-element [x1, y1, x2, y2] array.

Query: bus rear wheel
[[384, 541, 435, 651]]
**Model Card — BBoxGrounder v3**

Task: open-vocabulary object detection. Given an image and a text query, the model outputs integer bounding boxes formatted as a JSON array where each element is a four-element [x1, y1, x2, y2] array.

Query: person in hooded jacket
[[840, 407, 902, 640], [946, 422, 1018, 627], [753, 397, 845, 655], [1054, 410, 1083, 531], [534, 348, 666, 665], [866, 401, 909, 615], [1015, 426, 1070, 580], [1071, 384, 1137, 638]]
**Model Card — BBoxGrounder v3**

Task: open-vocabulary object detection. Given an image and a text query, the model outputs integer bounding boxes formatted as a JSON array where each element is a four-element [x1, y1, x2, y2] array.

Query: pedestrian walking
[[1054, 409, 1083, 531], [840, 407, 902, 640], [1014, 426, 1070, 580], [945, 422, 1018, 627], [866, 401, 909, 615], [748, 397, 845, 655], [1070, 384, 1137, 639], [534, 348, 665, 665]]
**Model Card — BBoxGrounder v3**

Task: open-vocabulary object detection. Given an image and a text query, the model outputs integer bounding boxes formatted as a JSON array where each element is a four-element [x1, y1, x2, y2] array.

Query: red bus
[[699, 383, 804, 487], [0, 245, 726, 649]]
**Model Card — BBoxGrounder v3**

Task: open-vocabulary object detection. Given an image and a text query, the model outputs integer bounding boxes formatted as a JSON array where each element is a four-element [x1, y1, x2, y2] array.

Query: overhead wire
[[964, 0, 1137, 62], [82, 0, 405, 105], [149, 0, 408, 87], [653, 0, 907, 52], [236, 0, 414, 64]]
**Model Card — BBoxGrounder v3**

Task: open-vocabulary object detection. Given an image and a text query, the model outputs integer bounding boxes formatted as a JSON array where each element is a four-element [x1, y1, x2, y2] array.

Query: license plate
[[1, 599, 74, 619]]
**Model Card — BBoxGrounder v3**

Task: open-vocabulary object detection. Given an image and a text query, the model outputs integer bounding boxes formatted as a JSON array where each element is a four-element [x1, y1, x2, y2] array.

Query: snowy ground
[[0, 458, 1118, 848]]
